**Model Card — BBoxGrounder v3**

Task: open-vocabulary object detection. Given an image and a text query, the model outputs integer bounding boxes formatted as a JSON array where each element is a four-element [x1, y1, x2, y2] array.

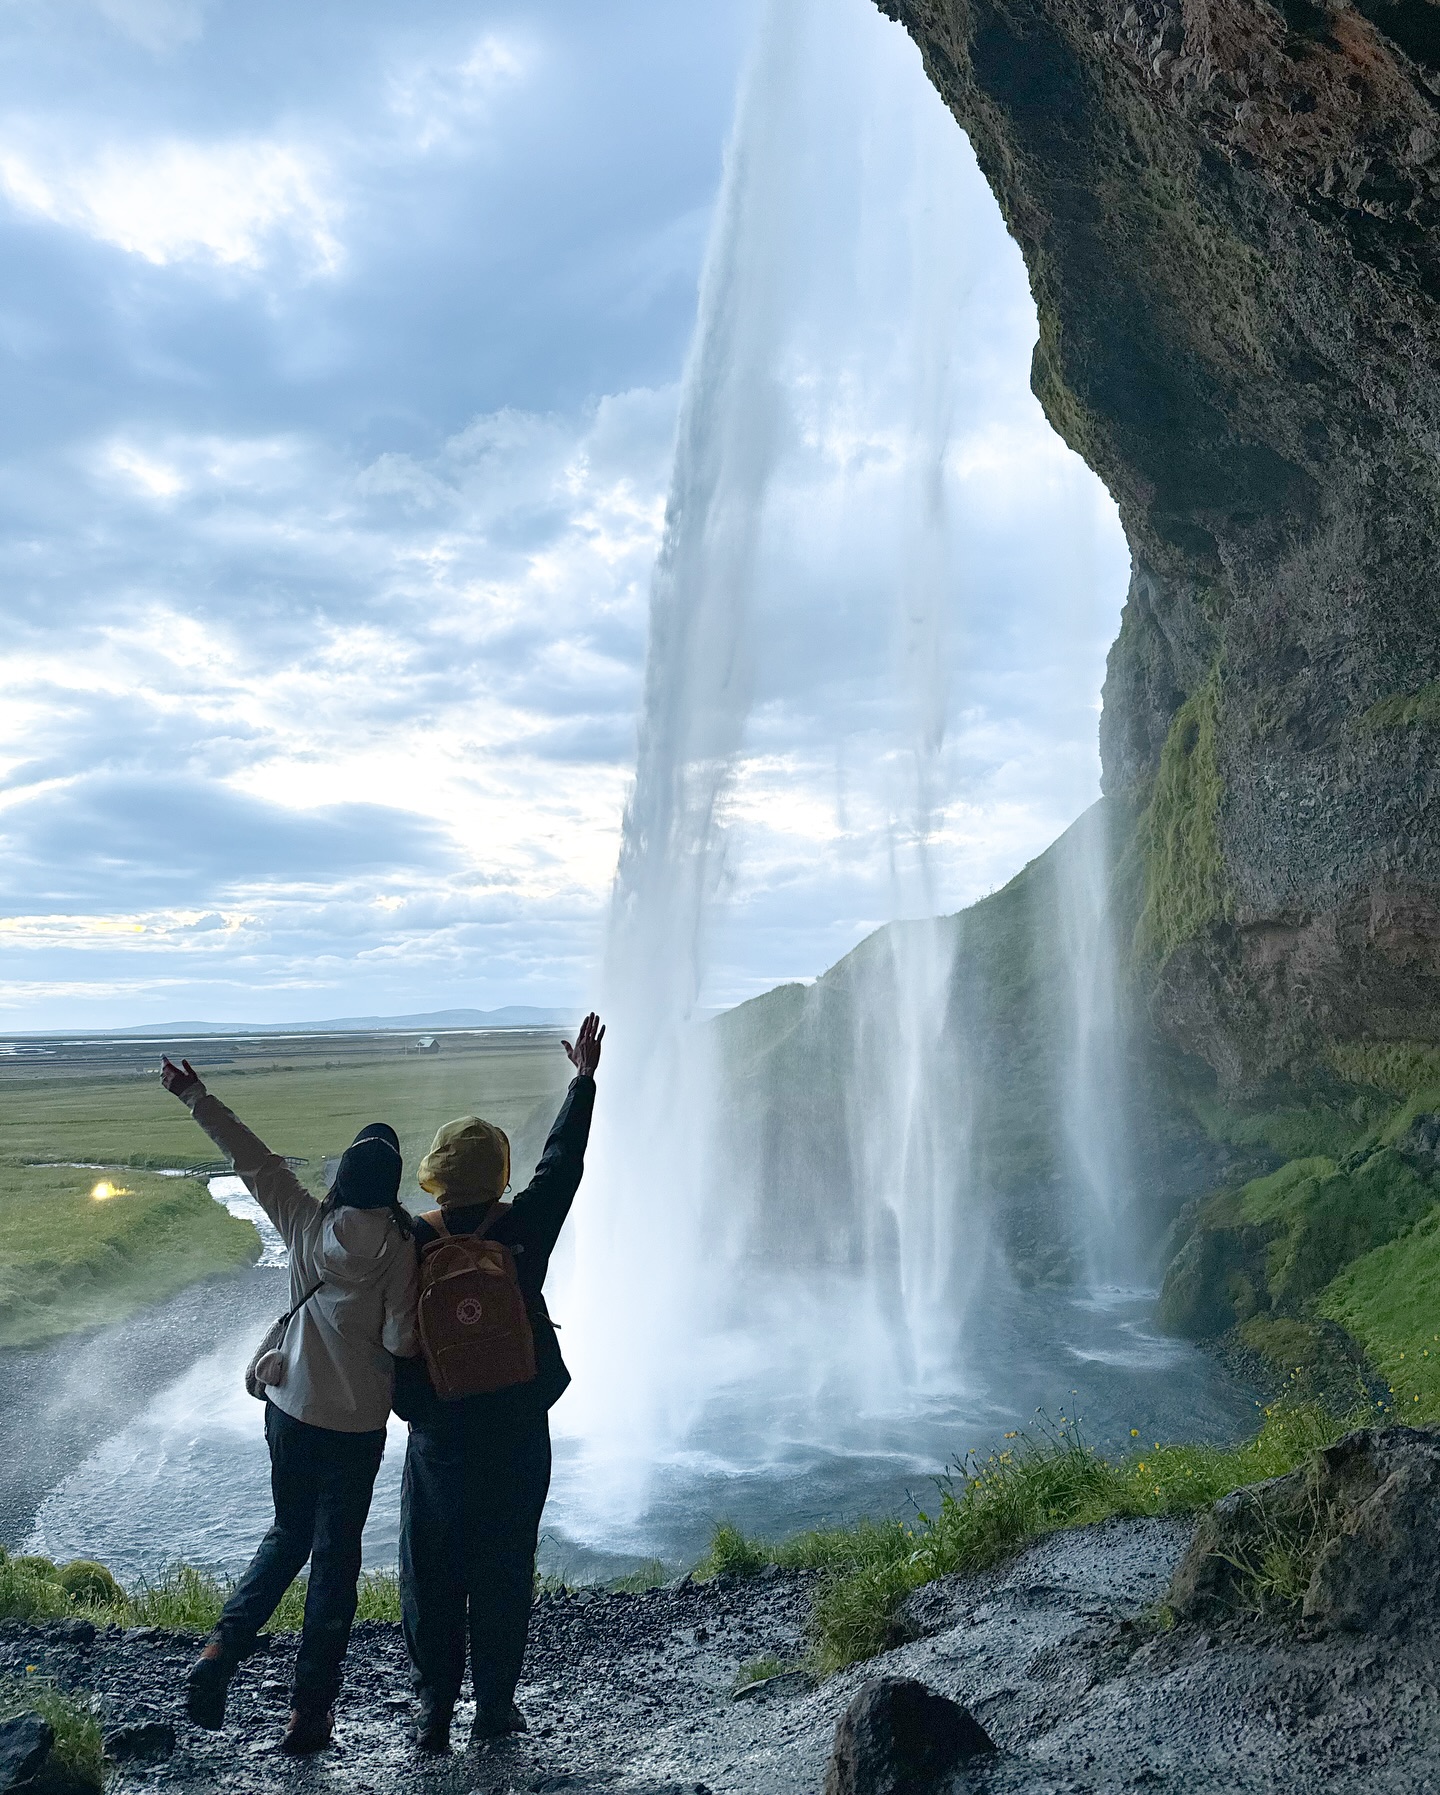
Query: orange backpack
[[415, 1206, 537, 1400]]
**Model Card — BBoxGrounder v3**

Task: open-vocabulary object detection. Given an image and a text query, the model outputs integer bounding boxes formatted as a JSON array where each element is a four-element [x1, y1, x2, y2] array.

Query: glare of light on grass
[[91, 1179, 131, 1201]]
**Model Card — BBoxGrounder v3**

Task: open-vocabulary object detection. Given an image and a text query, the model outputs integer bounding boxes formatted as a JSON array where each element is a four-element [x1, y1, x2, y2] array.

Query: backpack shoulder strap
[[476, 1201, 511, 1242]]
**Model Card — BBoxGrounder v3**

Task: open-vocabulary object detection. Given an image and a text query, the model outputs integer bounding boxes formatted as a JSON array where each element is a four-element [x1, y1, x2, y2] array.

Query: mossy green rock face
[[1160, 1149, 1437, 1339], [876, 0, 1440, 1092]]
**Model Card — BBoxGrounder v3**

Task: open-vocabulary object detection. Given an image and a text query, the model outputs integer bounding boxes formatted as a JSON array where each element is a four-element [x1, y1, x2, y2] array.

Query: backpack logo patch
[[456, 1297, 484, 1326]]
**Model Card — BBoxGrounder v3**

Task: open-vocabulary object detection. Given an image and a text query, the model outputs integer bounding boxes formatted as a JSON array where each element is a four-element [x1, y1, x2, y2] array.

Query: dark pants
[[400, 1408, 551, 1718], [216, 1402, 386, 1711]]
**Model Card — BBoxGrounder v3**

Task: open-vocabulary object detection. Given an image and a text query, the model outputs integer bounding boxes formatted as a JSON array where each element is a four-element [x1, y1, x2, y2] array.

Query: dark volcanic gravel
[[6, 1523, 1440, 1793], [0, 1569, 817, 1795]]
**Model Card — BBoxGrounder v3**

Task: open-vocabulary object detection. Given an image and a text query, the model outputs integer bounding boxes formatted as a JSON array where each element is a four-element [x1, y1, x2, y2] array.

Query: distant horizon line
[[0, 1005, 579, 1040]]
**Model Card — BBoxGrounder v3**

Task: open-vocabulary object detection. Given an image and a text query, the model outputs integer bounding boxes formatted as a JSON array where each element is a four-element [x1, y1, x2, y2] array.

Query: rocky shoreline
[[5, 1486, 1439, 1794]]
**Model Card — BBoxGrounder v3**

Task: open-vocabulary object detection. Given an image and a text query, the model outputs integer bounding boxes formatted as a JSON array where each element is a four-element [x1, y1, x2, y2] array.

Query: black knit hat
[[334, 1123, 402, 1210]]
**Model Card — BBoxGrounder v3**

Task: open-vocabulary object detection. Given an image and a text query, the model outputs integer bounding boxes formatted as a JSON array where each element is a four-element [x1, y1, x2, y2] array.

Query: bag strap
[[420, 1204, 507, 1245], [476, 1201, 508, 1242], [280, 1279, 324, 1327]]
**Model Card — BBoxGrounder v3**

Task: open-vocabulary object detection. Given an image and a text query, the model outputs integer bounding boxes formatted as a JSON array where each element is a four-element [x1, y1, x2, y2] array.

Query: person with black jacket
[[394, 1011, 603, 1755]]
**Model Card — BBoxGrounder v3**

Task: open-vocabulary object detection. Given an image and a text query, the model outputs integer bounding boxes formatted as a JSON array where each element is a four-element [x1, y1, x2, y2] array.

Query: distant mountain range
[[36, 1007, 573, 1038]]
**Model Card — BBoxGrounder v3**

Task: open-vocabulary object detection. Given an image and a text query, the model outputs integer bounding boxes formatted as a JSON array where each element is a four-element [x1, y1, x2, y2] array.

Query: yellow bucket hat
[[417, 1115, 511, 1207]]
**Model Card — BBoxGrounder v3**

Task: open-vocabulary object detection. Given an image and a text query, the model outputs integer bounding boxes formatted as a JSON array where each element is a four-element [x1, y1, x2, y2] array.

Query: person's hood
[[418, 1114, 510, 1207], [318, 1203, 405, 1287]]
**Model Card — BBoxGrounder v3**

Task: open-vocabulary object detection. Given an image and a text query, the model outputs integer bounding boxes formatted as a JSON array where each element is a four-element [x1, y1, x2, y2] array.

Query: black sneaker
[[186, 1640, 236, 1730], [470, 1701, 527, 1745]]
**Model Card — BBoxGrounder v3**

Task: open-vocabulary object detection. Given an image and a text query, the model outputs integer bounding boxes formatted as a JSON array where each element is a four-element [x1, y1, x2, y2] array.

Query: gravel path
[[5, 1519, 1439, 1793]]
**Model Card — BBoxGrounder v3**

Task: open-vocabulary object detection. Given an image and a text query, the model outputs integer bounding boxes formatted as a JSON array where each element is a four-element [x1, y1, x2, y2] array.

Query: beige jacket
[[185, 1085, 419, 1433]]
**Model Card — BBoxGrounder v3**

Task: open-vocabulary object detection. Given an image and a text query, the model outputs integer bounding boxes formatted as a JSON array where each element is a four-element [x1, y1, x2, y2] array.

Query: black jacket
[[394, 1074, 595, 1429]]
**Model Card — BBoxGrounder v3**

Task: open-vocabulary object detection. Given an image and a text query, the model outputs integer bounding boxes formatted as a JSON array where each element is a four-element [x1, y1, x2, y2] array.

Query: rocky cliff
[[876, 0, 1440, 1094]]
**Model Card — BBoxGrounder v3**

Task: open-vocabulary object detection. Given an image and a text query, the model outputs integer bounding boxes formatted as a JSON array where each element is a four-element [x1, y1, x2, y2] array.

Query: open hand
[[562, 1012, 605, 1078], [160, 1055, 204, 1101]]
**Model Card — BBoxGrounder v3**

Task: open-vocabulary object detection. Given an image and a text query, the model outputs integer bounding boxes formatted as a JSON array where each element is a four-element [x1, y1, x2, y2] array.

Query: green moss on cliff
[[1327, 1040, 1440, 1099], [1319, 1206, 1440, 1419], [1159, 1148, 1435, 1337], [1358, 681, 1440, 732], [1136, 666, 1233, 960], [1187, 1089, 1369, 1163]]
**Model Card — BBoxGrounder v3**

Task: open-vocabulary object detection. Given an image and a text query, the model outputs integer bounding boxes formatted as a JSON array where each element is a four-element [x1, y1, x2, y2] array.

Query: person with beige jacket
[[160, 1054, 418, 1756]]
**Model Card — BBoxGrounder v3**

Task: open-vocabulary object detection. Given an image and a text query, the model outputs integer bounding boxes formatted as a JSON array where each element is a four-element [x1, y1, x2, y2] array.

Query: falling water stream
[[15, 0, 1260, 1585]]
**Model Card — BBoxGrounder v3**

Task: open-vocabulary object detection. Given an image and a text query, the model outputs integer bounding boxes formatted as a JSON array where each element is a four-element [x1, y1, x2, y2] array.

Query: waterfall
[[1056, 800, 1139, 1289], [555, 0, 806, 1500], [551, 0, 1132, 1537]]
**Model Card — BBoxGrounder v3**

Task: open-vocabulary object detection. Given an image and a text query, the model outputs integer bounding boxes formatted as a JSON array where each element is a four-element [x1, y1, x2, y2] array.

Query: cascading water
[[1056, 801, 1140, 1290], [552, 0, 806, 1507], [551, 0, 982, 1518], [547, 0, 1149, 1552]]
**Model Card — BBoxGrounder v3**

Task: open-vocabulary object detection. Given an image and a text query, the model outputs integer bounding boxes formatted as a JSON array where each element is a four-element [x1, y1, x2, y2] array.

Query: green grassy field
[[0, 1166, 260, 1347], [0, 1040, 573, 1195], [0, 1036, 574, 1344]]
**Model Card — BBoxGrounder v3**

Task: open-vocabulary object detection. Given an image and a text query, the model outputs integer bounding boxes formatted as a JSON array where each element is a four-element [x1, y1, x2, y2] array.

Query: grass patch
[[0, 1550, 402, 1632], [604, 1560, 669, 1594], [0, 1049, 571, 1202], [0, 1166, 260, 1348], [699, 1404, 1353, 1673], [1358, 680, 1440, 732], [1318, 1204, 1440, 1418], [110, 1564, 403, 1632], [734, 1655, 789, 1692], [1136, 664, 1233, 960], [0, 1555, 72, 1622], [0, 1674, 105, 1790]]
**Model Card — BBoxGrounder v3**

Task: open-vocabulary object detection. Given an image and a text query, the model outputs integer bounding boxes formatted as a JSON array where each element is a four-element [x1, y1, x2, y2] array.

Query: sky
[[0, 0, 1129, 1032]]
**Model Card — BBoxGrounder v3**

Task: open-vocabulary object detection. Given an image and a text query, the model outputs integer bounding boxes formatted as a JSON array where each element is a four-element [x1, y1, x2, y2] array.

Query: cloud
[[0, 0, 1131, 1032], [386, 32, 528, 153], [0, 136, 342, 272], [0, 774, 454, 907]]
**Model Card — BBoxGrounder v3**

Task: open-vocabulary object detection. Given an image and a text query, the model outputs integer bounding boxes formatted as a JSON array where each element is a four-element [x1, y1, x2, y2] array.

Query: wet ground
[[7, 1515, 1440, 1793]]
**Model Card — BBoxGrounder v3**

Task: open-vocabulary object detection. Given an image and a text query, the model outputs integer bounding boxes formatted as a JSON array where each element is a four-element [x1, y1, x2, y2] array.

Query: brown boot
[[186, 1637, 237, 1730], [280, 1707, 334, 1755]]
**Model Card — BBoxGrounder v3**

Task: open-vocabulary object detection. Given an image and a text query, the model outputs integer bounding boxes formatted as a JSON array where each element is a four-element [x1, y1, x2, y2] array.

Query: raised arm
[[160, 1055, 316, 1247], [508, 1013, 603, 1259]]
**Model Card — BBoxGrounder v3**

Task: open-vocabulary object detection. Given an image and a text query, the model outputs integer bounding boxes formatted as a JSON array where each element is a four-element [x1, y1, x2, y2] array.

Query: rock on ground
[[824, 1678, 993, 1795], [1171, 1423, 1440, 1632], [0, 1713, 53, 1792]]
